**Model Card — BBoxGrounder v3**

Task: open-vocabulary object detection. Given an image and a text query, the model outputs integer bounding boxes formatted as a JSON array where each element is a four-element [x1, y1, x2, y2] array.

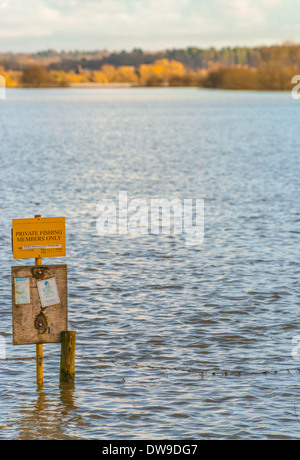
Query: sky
[[0, 0, 299, 52]]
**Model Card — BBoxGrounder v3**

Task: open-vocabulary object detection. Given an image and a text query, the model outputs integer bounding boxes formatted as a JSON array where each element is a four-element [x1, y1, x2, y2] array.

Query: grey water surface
[[0, 87, 299, 439]]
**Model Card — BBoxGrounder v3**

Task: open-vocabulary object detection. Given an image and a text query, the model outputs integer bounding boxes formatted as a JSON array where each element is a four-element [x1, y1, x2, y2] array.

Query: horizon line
[[0, 40, 298, 55]]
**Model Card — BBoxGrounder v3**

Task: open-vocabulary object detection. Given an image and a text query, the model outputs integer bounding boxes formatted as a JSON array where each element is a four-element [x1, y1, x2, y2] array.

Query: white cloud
[[215, 0, 284, 26], [0, 0, 297, 51], [0, 2, 61, 38]]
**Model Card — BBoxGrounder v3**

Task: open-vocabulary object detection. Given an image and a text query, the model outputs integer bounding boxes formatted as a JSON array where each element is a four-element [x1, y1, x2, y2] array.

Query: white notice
[[22, 245, 62, 250], [15, 277, 30, 305], [37, 277, 60, 308]]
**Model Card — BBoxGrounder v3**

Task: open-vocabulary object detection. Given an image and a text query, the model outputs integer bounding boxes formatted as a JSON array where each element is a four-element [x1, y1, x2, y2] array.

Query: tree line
[[0, 43, 299, 90]]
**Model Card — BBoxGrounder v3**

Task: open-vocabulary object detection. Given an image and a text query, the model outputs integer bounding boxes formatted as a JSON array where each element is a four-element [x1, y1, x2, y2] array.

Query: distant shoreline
[[1, 45, 298, 91], [5, 84, 291, 92]]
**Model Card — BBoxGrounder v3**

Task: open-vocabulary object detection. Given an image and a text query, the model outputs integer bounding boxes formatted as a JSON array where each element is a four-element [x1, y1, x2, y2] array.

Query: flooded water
[[0, 87, 300, 440]]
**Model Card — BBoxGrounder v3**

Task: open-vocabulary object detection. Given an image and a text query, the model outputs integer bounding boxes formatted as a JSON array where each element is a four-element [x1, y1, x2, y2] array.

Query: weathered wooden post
[[35, 250, 43, 389], [36, 343, 43, 388], [35, 266, 44, 389], [60, 331, 76, 384]]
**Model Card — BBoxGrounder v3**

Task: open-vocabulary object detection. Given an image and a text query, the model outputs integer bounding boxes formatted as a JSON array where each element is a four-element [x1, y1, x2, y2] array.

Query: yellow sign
[[12, 216, 66, 259]]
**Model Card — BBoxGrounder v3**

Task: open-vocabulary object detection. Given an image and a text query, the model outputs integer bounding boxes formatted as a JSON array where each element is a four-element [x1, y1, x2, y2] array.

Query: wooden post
[[60, 331, 76, 384], [35, 215, 43, 389], [35, 247, 43, 388], [36, 343, 43, 388]]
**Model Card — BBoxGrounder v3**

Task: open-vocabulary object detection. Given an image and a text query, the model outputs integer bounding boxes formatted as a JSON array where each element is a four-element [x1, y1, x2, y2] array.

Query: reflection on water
[[16, 385, 83, 440], [0, 88, 300, 439]]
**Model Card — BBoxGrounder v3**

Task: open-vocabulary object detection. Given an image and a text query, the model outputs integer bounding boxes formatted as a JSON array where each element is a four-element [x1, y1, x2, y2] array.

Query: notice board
[[12, 264, 68, 345]]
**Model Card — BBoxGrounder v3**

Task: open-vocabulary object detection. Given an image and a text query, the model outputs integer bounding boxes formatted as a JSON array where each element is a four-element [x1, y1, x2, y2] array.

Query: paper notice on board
[[15, 277, 30, 305], [37, 277, 60, 308]]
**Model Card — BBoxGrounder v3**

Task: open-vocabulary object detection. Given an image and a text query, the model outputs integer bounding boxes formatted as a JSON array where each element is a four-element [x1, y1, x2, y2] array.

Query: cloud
[[216, 0, 265, 25], [0, 0, 297, 51], [215, 0, 285, 26]]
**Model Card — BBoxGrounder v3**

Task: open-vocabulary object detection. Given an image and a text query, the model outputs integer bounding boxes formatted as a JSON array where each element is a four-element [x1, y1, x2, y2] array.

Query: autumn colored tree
[[139, 59, 186, 86], [101, 64, 117, 82], [114, 66, 138, 83], [201, 65, 258, 90], [256, 63, 298, 90], [0, 66, 21, 87], [21, 64, 59, 87], [91, 70, 108, 83], [201, 62, 298, 90]]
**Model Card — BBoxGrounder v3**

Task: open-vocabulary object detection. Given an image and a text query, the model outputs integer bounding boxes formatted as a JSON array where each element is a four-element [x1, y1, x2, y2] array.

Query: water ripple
[[0, 88, 299, 439]]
